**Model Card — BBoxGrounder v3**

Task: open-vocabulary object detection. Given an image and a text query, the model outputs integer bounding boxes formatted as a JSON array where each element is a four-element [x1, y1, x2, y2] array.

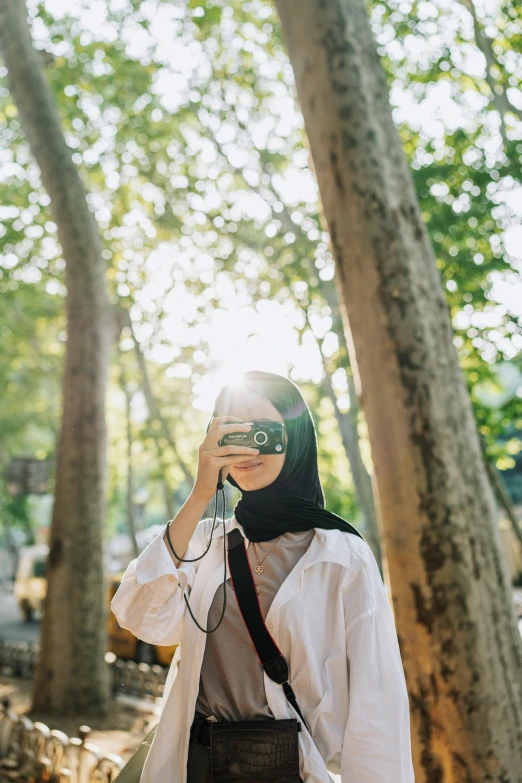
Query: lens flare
[[227, 372, 246, 389]]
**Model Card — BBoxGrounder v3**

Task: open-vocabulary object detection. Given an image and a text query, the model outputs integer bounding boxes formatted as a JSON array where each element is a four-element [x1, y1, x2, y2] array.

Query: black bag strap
[[227, 528, 308, 732]]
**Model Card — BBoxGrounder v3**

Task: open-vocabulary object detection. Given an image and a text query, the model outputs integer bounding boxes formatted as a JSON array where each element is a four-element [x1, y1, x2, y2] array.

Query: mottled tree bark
[[0, 0, 111, 714], [274, 0, 522, 780]]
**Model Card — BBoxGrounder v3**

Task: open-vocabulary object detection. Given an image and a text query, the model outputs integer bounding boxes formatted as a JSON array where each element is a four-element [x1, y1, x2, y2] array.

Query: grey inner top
[[195, 528, 316, 722]]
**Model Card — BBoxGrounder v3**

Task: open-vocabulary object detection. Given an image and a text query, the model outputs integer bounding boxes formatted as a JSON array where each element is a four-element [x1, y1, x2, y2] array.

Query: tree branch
[[119, 310, 195, 487]]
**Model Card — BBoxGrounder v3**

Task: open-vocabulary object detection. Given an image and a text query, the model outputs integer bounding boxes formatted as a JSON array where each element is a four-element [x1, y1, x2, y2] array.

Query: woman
[[111, 371, 415, 783]]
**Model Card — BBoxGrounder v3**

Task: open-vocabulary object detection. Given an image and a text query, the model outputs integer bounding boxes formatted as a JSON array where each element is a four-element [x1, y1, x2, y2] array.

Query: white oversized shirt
[[111, 515, 415, 783]]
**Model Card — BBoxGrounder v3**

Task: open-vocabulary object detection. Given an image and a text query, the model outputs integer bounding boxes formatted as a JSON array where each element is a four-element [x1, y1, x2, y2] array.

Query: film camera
[[219, 420, 286, 454]]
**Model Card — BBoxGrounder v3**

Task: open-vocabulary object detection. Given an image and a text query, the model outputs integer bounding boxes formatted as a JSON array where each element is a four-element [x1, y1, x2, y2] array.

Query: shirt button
[[268, 622, 274, 630], [150, 607, 158, 614]]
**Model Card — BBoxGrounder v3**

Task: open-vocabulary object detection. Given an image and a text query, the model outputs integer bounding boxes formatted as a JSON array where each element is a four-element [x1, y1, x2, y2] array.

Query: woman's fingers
[[193, 418, 256, 502], [207, 415, 244, 435]]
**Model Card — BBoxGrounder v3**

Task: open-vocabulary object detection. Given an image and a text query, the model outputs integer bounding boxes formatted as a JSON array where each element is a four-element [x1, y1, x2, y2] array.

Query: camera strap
[[227, 528, 308, 732]]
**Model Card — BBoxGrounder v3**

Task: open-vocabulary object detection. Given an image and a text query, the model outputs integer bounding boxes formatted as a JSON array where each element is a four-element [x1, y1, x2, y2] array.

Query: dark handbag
[[211, 718, 301, 782], [195, 528, 307, 782]]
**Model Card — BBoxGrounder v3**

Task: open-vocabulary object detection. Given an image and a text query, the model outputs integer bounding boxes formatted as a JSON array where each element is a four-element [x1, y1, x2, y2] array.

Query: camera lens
[[254, 431, 268, 446]]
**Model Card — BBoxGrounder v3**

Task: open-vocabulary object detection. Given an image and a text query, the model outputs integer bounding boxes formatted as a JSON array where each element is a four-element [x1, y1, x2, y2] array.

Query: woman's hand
[[193, 416, 259, 503]]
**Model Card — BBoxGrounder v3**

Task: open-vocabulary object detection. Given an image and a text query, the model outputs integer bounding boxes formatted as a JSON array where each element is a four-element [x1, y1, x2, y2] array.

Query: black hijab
[[207, 370, 365, 543]]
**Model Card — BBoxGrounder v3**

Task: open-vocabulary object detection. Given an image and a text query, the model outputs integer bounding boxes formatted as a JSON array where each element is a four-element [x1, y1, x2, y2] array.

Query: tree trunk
[[0, 518, 20, 582], [458, 0, 522, 148], [124, 311, 195, 487], [320, 367, 383, 574], [121, 374, 140, 559], [484, 453, 522, 549], [307, 286, 383, 571], [0, 0, 111, 715], [113, 306, 193, 522], [274, 0, 522, 780]]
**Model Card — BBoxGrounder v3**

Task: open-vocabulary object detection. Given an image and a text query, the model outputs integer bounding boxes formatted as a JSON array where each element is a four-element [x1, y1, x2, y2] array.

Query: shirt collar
[[213, 514, 352, 571]]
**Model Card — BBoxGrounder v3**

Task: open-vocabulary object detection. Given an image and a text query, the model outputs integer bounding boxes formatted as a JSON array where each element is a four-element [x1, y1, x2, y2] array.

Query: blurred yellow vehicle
[[107, 574, 178, 666], [14, 545, 48, 622]]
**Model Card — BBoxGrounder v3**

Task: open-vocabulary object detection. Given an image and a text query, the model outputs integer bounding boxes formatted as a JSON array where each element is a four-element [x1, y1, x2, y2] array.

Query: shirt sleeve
[[341, 552, 415, 783], [110, 520, 208, 647]]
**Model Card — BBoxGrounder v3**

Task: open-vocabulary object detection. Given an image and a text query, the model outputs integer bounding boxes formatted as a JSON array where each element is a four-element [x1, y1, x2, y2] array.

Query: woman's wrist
[[163, 490, 209, 567], [189, 485, 213, 508]]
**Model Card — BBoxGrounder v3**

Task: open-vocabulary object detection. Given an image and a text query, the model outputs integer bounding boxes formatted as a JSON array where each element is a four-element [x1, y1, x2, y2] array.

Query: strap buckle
[[263, 654, 289, 685]]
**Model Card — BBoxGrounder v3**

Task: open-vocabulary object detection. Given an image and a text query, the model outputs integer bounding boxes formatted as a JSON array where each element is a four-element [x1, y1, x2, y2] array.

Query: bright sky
[[24, 0, 522, 411]]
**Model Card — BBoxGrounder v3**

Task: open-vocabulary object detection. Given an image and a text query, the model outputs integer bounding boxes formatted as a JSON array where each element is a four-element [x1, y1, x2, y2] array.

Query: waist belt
[[190, 715, 212, 748]]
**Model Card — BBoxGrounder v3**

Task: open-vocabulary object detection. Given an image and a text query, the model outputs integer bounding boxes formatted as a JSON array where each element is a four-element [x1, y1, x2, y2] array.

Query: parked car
[[14, 545, 48, 622]]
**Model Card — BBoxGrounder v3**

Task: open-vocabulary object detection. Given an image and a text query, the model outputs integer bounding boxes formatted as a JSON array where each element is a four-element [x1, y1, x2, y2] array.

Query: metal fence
[[0, 641, 168, 781], [107, 655, 167, 701], [0, 642, 168, 701], [0, 641, 38, 680], [0, 698, 123, 782]]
